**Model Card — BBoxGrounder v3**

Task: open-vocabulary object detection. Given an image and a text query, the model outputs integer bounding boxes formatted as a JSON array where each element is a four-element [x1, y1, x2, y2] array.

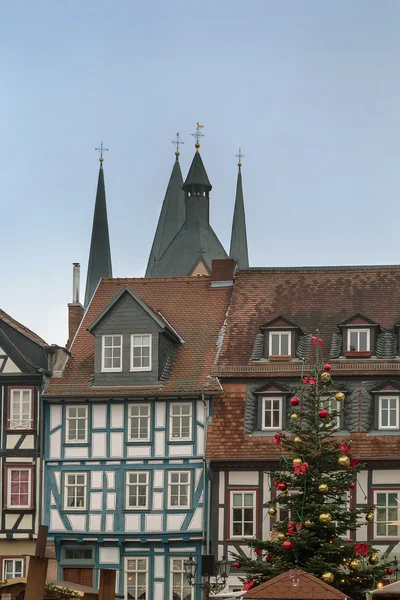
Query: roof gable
[[254, 381, 290, 395], [371, 380, 400, 393], [261, 316, 301, 330], [339, 313, 378, 326], [243, 569, 347, 600]]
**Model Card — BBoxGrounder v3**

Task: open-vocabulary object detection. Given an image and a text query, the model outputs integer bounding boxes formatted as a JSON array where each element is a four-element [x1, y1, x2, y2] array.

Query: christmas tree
[[232, 337, 392, 600]]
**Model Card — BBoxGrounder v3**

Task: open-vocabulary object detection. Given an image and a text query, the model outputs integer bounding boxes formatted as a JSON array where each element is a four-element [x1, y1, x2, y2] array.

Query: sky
[[1, 1, 400, 345]]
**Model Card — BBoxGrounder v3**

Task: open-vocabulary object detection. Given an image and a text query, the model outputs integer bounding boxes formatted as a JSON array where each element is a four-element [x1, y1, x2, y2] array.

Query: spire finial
[[172, 132, 184, 158], [95, 141, 109, 164], [191, 122, 204, 151], [235, 148, 244, 168]]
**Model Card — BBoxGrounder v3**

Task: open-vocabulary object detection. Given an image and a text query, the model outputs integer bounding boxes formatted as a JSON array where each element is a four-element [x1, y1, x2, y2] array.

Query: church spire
[[84, 144, 113, 308], [229, 149, 249, 269]]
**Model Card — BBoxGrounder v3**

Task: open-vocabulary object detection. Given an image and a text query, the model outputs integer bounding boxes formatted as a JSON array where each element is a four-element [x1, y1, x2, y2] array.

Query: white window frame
[[261, 396, 282, 431], [347, 328, 370, 352], [321, 395, 341, 429], [64, 472, 87, 510], [101, 334, 123, 372], [230, 490, 257, 539], [268, 330, 291, 357], [3, 558, 24, 579], [169, 557, 194, 600], [169, 403, 193, 441], [125, 471, 149, 509], [9, 388, 33, 430], [128, 404, 151, 442], [374, 490, 400, 539], [378, 396, 399, 430], [125, 557, 148, 600], [7, 468, 32, 509], [65, 405, 88, 443], [130, 334, 152, 372], [167, 471, 191, 509]]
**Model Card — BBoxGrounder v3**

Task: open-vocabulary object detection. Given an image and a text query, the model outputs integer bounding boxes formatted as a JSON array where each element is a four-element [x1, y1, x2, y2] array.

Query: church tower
[[84, 144, 113, 307], [229, 150, 249, 269]]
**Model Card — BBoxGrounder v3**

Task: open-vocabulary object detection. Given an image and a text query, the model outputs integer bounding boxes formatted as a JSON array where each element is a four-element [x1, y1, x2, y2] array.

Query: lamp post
[[184, 555, 231, 600]]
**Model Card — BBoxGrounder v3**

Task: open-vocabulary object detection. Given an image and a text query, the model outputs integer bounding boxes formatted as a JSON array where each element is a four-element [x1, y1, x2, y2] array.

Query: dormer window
[[262, 396, 283, 430], [339, 314, 378, 358], [269, 331, 291, 358], [348, 329, 370, 352], [259, 316, 302, 361], [130, 334, 152, 372], [101, 335, 123, 372]]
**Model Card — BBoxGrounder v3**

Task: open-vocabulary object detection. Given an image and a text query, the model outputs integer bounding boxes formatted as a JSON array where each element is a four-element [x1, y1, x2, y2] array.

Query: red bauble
[[255, 548, 261, 556], [283, 541, 293, 550], [350, 482, 355, 489], [323, 364, 331, 371], [234, 561, 241, 569], [291, 397, 300, 406], [387, 568, 394, 575], [277, 482, 288, 491], [319, 409, 328, 419], [265, 555, 271, 562]]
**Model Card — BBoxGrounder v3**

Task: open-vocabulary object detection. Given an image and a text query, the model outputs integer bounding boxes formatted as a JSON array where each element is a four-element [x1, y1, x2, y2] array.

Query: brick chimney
[[67, 263, 84, 348], [210, 259, 236, 287]]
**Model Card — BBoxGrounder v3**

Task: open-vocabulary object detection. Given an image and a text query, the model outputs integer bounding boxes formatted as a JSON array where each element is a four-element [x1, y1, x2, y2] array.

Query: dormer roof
[[260, 315, 302, 331], [339, 313, 379, 327]]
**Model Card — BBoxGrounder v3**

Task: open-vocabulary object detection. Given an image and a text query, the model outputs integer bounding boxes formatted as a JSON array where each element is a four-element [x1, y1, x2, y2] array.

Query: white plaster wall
[[110, 432, 124, 457], [229, 471, 258, 485], [99, 548, 120, 564], [50, 406, 62, 430], [110, 404, 124, 428], [50, 430, 61, 459], [372, 470, 400, 485], [154, 432, 165, 457], [92, 433, 107, 458], [92, 405, 107, 428], [156, 403, 165, 428]]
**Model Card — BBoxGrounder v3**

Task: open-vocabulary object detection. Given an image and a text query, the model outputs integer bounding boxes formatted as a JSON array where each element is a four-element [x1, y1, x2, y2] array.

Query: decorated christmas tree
[[232, 336, 392, 600]]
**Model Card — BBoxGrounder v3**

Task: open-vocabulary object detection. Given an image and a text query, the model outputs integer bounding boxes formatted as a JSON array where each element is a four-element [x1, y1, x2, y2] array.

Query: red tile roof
[[45, 277, 231, 397], [0, 309, 48, 347], [242, 569, 347, 600]]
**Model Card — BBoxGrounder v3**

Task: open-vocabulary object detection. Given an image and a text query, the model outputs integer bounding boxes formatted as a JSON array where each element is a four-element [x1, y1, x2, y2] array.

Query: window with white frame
[[269, 331, 291, 357], [347, 329, 370, 352], [170, 403, 192, 441], [64, 473, 87, 510], [170, 558, 193, 600], [168, 471, 191, 508], [128, 404, 150, 441], [66, 405, 88, 443], [378, 397, 399, 430], [101, 335, 123, 372], [130, 334, 152, 371], [321, 396, 341, 429], [7, 468, 32, 508], [126, 472, 149, 509], [126, 557, 148, 600], [3, 558, 23, 579], [230, 491, 256, 538], [375, 491, 400, 538], [262, 397, 282, 430], [277, 489, 300, 522], [9, 388, 33, 429]]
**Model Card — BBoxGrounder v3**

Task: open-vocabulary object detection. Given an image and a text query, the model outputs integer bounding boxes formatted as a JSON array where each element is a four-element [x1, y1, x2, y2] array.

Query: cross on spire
[[95, 141, 109, 163], [191, 122, 204, 151], [236, 148, 244, 167], [172, 132, 184, 157]]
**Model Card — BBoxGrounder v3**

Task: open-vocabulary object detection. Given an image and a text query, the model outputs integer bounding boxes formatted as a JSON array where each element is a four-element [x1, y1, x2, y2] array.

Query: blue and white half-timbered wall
[[44, 396, 208, 599]]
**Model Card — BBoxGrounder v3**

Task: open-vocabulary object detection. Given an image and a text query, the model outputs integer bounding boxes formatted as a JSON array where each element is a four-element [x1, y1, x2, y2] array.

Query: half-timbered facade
[[43, 270, 233, 598], [208, 266, 400, 593]]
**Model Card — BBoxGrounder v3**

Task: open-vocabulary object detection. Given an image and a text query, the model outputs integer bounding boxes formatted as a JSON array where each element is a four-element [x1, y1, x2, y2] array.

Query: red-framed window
[[4, 465, 34, 509], [7, 386, 34, 430], [226, 488, 259, 540], [1, 556, 25, 579]]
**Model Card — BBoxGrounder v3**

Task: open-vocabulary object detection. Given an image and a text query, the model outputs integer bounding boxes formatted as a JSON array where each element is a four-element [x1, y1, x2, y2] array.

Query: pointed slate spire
[[145, 153, 185, 277], [182, 151, 212, 191], [84, 156, 113, 307], [229, 151, 249, 269]]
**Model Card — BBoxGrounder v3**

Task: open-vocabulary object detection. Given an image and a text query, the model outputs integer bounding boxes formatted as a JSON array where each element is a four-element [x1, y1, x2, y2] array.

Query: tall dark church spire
[[84, 145, 113, 307], [229, 149, 249, 269]]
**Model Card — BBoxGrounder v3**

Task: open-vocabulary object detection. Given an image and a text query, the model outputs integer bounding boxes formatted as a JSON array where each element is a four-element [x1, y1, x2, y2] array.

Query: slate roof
[[242, 569, 347, 600], [45, 276, 232, 397], [183, 151, 212, 189], [0, 309, 47, 347], [229, 165, 249, 269]]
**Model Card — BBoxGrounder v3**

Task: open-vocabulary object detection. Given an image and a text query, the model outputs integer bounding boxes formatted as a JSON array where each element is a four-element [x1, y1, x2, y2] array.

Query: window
[[126, 557, 148, 600], [375, 491, 400, 538], [64, 473, 87, 510], [321, 396, 341, 429], [379, 397, 399, 430], [64, 548, 93, 560], [3, 558, 23, 579], [6, 468, 32, 509], [230, 491, 256, 538], [126, 472, 149, 509], [130, 335, 152, 372], [8, 388, 33, 430], [66, 406, 88, 443], [128, 404, 150, 442], [170, 558, 193, 600], [269, 331, 291, 357], [101, 335, 123, 372], [170, 403, 192, 441], [262, 397, 282, 430], [168, 471, 191, 508], [347, 329, 370, 352]]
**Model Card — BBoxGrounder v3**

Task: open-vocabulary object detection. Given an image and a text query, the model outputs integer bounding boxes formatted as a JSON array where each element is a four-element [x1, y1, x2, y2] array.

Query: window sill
[[344, 351, 372, 358], [268, 355, 291, 361], [367, 430, 400, 436], [4, 507, 34, 512], [6, 428, 34, 433]]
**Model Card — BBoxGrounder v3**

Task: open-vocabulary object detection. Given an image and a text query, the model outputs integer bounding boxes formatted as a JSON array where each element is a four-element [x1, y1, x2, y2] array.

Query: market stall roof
[[0, 577, 123, 598], [368, 581, 400, 598], [242, 570, 349, 600]]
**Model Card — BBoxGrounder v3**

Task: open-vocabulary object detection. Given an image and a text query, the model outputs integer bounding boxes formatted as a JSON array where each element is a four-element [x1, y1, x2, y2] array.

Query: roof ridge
[[240, 264, 400, 272], [0, 309, 48, 347], [100, 276, 212, 283]]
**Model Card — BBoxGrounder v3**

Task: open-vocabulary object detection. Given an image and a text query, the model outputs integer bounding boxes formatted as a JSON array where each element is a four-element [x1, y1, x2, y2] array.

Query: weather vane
[[191, 122, 204, 150], [235, 148, 244, 167], [172, 132, 184, 156], [95, 141, 109, 163]]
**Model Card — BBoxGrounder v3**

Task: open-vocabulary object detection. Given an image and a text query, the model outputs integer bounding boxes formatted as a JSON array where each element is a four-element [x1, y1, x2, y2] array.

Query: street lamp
[[184, 555, 231, 599]]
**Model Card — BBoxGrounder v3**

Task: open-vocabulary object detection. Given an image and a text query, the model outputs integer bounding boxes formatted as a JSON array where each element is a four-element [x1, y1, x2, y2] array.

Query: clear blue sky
[[1, 1, 400, 345]]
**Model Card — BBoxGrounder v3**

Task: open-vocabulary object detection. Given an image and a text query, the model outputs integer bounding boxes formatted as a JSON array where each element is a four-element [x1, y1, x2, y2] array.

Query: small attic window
[[260, 316, 301, 361], [348, 329, 370, 352], [269, 331, 291, 358], [339, 314, 378, 358]]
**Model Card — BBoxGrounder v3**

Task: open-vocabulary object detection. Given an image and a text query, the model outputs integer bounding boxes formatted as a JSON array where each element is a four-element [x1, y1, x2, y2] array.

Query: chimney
[[67, 263, 84, 348], [210, 259, 236, 287]]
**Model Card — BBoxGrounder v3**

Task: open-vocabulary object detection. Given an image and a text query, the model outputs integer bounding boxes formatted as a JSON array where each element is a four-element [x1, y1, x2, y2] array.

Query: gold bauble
[[366, 512, 374, 523], [279, 490, 288, 498], [278, 533, 285, 540], [319, 513, 332, 525], [304, 519, 314, 527], [319, 483, 329, 493], [268, 507, 277, 517], [338, 455, 350, 467], [368, 554, 379, 566], [293, 458, 302, 466], [294, 437, 302, 444], [349, 559, 361, 572], [335, 392, 345, 403], [322, 572, 334, 584], [291, 413, 299, 421], [320, 372, 331, 383]]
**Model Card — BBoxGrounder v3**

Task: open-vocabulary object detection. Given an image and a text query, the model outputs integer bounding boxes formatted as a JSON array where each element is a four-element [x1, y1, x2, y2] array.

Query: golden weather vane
[[235, 148, 244, 167], [172, 132, 184, 156], [191, 122, 204, 151], [95, 141, 109, 163]]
